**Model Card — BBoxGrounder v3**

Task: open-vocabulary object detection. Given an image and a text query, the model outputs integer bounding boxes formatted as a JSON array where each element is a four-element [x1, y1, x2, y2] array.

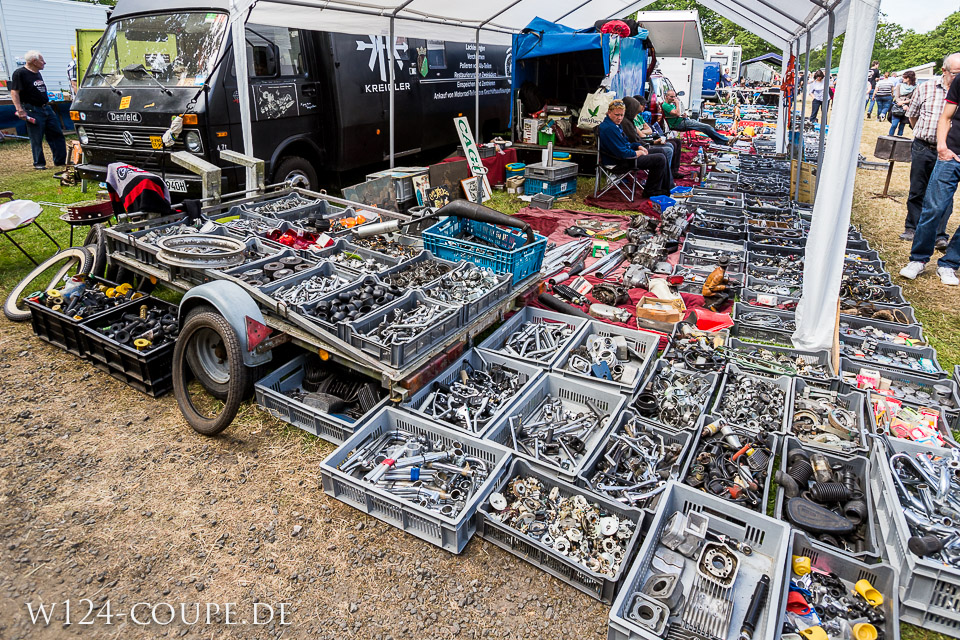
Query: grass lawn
[[1, 123, 959, 639]]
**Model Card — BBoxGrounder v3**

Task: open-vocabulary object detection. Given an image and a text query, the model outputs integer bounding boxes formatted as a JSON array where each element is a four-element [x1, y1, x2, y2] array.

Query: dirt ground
[[1, 114, 957, 640]]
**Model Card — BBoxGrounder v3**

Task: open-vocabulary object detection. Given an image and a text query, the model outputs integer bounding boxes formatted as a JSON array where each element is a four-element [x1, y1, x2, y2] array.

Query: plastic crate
[[258, 262, 359, 316], [477, 457, 649, 603], [740, 288, 799, 312], [671, 266, 744, 296], [608, 481, 791, 640], [422, 217, 548, 285], [691, 187, 741, 200], [316, 240, 403, 275], [731, 303, 796, 345], [254, 354, 390, 444], [864, 389, 958, 450], [378, 251, 457, 289], [477, 306, 588, 369], [841, 358, 960, 409], [348, 291, 461, 369], [870, 439, 960, 634], [422, 264, 513, 327], [775, 438, 880, 560], [102, 215, 191, 261], [726, 338, 838, 390], [78, 297, 177, 397], [839, 334, 945, 379], [661, 323, 729, 374], [402, 349, 543, 438], [839, 303, 917, 326], [842, 284, 908, 308], [222, 249, 323, 285], [523, 161, 578, 181], [578, 410, 696, 512], [553, 320, 660, 394], [788, 378, 868, 453], [231, 192, 325, 220], [484, 372, 626, 483], [711, 363, 794, 433], [297, 275, 391, 339], [632, 360, 721, 432], [783, 531, 900, 640], [688, 194, 744, 209], [685, 225, 745, 242], [25, 277, 123, 358], [320, 407, 511, 553], [523, 176, 578, 197]]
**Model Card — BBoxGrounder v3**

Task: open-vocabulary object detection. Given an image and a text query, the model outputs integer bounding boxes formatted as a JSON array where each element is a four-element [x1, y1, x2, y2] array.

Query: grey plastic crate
[[317, 240, 403, 274], [231, 192, 325, 220], [578, 410, 696, 512], [254, 354, 389, 444], [685, 225, 745, 242], [661, 323, 729, 374], [477, 458, 648, 603], [349, 291, 461, 369], [740, 288, 799, 313], [631, 359, 720, 432], [223, 249, 322, 284], [378, 251, 458, 289], [711, 363, 794, 434], [680, 236, 745, 255], [689, 194, 744, 209], [298, 275, 392, 339], [320, 407, 511, 553], [484, 372, 626, 483], [839, 303, 917, 326], [845, 247, 882, 262], [726, 338, 838, 390], [671, 265, 744, 295], [870, 439, 960, 634], [775, 437, 880, 560], [840, 359, 960, 412], [839, 334, 945, 379], [691, 187, 741, 200], [746, 264, 804, 284], [524, 161, 578, 182], [732, 303, 796, 345], [788, 379, 867, 453], [839, 315, 925, 345], [422, 264, 513, 327], [476, 306, 588, 369], [864, 389, 958, 450], [402, 349, 543, 438], [782, 531, 900, 640], [608, 481, 791, 640], [842, 284, 908, 307], [553, 320, 660, 394], [258, 262, 360, 316]]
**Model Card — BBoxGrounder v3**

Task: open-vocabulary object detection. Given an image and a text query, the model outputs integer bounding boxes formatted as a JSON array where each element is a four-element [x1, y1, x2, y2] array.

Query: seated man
[[661, 89, 730, 144], [597, 99, 671, 198], [633, 95, 683, 179], [621, 96, 674, 190]]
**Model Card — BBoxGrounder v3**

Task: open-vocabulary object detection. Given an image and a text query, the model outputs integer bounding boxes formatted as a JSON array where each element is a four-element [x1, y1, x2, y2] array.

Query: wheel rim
[[190, 327, 230, 385], [283, 170, 310, 189]]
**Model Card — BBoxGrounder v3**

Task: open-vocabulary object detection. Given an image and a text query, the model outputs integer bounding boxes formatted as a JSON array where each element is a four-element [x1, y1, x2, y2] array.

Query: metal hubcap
[[193, 327, 230, 384]]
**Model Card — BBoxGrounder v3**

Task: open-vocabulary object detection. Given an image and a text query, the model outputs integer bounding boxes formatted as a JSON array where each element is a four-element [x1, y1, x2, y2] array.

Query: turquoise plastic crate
[[523, 177, 577, 197], [422, 217, 547, 285]]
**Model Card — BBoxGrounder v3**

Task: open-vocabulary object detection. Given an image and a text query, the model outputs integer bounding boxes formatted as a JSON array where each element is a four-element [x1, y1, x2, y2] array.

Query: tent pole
[[388, 18, 396, 168], [794, 31, 811, 201], [815, 10, 835, 197], [475, 29, 481, 144], [230, 8, 254, 157]]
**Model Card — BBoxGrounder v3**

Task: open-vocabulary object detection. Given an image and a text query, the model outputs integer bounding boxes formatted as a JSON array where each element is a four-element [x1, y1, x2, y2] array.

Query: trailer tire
[[3, 246, 93, 322], [274, 156, 318, 191], [173, 310, 250, 435], [182, 305, 231, 401]]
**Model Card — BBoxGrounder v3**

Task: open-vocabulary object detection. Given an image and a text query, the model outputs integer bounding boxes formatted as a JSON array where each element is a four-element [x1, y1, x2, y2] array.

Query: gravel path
[[0, 317, 610, 639]]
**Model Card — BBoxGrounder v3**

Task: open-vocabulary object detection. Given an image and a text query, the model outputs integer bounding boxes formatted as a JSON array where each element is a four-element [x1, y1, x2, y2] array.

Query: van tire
[[274, 156, 317, 190]]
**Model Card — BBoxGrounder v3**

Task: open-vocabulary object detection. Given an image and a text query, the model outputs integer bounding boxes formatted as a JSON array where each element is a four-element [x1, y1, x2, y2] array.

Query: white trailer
[[705, 44, 742, 80], [0, 0, 108, 96], [657, 57, 705, 113]]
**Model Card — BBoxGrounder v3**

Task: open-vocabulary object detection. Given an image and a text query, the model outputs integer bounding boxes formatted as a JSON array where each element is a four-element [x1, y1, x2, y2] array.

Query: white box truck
[[705, 44, 742, 82], [635, 11, 706, 113], [657, 57, 705, 114]]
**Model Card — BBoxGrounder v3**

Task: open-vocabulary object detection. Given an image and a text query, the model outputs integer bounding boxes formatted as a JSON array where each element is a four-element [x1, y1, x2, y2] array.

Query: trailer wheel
[[173, 309, 250, 435], [274, 156, 317, 190], [3, 246, 93, 322]]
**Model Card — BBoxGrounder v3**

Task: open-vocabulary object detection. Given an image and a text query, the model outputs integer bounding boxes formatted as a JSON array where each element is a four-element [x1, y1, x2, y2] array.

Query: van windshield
[[83, 12, 229, 89]]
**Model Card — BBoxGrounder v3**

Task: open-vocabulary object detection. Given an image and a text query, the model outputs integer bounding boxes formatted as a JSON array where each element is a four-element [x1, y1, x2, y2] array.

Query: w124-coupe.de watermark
[[25, 600, 292, 627]]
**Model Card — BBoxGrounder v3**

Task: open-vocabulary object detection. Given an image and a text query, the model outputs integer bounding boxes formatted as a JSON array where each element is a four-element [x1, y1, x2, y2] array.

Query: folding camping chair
[[593, 138, 638, 201], [0, 192, 61, 265]]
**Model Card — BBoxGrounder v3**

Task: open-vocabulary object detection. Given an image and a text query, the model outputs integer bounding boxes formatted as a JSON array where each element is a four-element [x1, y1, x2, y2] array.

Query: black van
[[72, 0, 511, 197]]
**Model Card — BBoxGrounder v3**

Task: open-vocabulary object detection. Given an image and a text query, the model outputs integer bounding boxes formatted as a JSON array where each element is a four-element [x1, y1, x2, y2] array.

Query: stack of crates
[[523, 161, 578, 197]]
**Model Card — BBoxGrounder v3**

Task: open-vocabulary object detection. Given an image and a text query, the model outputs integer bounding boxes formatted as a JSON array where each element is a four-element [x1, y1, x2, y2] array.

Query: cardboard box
[[635, 296, 686, 323]]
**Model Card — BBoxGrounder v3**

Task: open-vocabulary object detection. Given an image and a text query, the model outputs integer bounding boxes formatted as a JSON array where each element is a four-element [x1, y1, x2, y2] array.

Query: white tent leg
[[793, 0, 881, 351], [230, 9, 254, 157], [815, 11, 835, 195], [775, 43, 789, 153], [793, 31, 812, 201]]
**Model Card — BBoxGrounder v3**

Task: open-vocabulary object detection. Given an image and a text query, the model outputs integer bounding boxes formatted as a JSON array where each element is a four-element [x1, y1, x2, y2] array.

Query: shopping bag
[[578, 89, 617, 130]]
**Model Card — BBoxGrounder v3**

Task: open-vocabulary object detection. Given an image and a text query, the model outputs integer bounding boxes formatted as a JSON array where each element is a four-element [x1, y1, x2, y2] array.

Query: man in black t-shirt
[[900, 67, 960, 285], [10, 50, 66, 169], [865, 61, 881, 119]]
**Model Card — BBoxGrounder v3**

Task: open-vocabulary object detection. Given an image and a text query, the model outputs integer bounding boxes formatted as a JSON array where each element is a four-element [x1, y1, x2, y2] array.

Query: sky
[[879, 0, 958, 32]]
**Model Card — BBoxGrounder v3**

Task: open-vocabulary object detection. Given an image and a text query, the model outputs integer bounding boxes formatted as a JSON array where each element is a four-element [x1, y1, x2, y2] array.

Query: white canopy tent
[[222, 0, 879, 351]]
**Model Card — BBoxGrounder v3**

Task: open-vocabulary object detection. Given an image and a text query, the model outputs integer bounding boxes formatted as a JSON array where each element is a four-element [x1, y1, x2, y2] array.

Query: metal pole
[[794, 31, 811, 202], [230, 8, 253, 157], [388, 18, 396, 168], [475, 29, 481, 146], [815, 11, 835, 199]]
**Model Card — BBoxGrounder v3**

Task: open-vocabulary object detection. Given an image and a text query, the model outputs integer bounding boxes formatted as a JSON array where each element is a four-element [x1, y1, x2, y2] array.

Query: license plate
[[166, 179, 188, 193], [150, 135, 164, 150]]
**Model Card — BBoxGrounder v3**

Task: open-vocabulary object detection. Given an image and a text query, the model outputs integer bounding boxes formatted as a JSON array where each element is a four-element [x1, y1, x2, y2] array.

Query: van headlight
[[184, 130, 202, 153], [77, 126, 89, 145]]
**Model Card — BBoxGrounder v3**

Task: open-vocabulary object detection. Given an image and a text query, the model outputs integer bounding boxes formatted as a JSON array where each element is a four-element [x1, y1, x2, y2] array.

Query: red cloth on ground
[[444, 147, 518, 186], [584, 190, 665, 213], [514, 208, 638, 245]]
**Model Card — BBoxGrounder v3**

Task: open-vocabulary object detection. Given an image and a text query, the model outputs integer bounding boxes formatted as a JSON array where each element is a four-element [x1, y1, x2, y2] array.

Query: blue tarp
[[510, 17, 648, 128]]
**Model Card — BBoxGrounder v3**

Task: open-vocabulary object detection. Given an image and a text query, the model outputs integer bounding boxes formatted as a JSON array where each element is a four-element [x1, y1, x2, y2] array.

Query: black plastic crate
[[25, 277, 124, 358], [79, 297, 178, 397]]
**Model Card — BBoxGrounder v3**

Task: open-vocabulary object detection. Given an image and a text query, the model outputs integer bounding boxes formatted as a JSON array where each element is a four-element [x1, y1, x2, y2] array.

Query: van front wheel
[[274, 156, 318, 191]]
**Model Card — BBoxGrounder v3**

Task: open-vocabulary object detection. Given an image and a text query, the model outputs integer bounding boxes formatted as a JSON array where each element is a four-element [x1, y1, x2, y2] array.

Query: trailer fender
[[179, 280, 273, 367]]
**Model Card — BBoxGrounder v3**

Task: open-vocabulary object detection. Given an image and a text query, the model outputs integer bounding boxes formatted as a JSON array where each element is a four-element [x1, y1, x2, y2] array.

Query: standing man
[[661, 90, 730, 144], [10, 51, 66, 170], [721, 68, 733, 88], [866, 60, 881, 119], [900, 54, 960, 285], [900, 53, 960, 244]]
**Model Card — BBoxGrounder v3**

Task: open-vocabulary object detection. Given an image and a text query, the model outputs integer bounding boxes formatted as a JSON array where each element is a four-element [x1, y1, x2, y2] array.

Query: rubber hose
[[908, 534, 944, 557], [843, 498, 868, 526], [775, 471, 800, 498], [537, 293, 591, 319], [786, 459, 814, 487], [809, 482, 851, 504], [435, 200, 536, 246]]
